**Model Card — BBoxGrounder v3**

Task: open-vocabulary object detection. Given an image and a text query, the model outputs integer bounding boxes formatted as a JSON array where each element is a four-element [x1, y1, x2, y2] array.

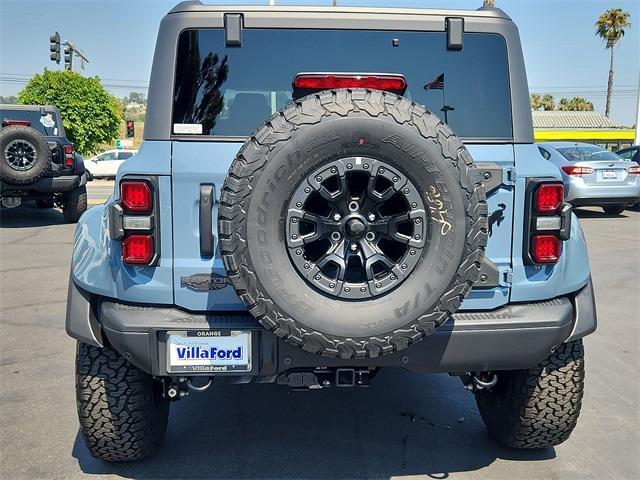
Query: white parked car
[[86, 149, 137, 179]]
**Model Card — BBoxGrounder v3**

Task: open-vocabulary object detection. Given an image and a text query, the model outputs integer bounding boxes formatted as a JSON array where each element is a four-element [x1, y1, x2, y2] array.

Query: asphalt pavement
[[0, 183, 638, 480]]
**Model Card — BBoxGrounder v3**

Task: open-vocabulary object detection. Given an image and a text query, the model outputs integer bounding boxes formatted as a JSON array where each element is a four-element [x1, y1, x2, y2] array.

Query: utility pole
[[635, 72, 640, 145]]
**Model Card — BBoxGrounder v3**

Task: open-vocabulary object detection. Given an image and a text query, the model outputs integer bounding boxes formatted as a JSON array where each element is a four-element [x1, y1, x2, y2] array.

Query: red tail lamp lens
[[120, 181, 151, 212], [122, 234, 153, 264], [293, 74, 407, 94], [561, 166, 593, 176], [535, 183, 564, 213], [63, 145, 74, 154], [627, 165, 640, 174], [531, 234, 561, 263]]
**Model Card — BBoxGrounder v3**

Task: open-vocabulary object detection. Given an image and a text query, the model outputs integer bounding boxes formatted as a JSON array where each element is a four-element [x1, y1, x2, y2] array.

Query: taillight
[[110, 177, 158, 265], [120, 181, 152, 213], [531, 234, 561, 263], [122, 235, 154, 264], [627, 165, 640, 174], [524, 180, 571, 265], [292, 73, 407, 96], [561, 166, 593, 176], [534, 184, 563, 213], [63, 144, 74, 167]]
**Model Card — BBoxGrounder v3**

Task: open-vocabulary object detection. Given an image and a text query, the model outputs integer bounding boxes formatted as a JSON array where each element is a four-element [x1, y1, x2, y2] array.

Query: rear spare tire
[[0, 125, 50, 185], [219, 89, 488, 358]]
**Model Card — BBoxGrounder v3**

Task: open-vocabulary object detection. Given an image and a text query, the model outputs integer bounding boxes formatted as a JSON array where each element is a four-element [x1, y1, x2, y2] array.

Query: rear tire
[[475, 340, 585, 449], [603, 205, 625, 215], [76, 342, 170, 461], [62, 185, 87, 223]]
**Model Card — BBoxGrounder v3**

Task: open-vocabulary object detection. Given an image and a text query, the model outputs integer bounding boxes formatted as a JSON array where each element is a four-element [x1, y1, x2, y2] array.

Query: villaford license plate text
[[167, 330, 252, 373]]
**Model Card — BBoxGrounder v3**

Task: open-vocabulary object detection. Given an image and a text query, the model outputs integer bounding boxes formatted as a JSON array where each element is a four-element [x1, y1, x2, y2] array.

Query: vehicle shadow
[[573, 207, 631, 219], [0, 204, 68, 228], [72, 370, 554, 479]]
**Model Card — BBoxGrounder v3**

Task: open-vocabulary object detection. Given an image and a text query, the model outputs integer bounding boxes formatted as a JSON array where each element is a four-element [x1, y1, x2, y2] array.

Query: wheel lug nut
[[360, 287, 366, 292], [304, 263, 310, 269], [415, 218, 422, 224], [347, 164, 353, 170], [329, 283, 335, 288], [291, 218, 298, 223], [316, 176, 323, 182], [333, 213, 341, 221], [404, 188, 410, 194], [376, 283, 382, 288], [296, 202, 302, 207], [350, 243, 358, 252], [296, 249, 302, 255], [344, 286, 351, 292], [401, 264, 408, 269], [330, 167, 337, 174], [378, 168, 385, 174], [304, 187, 311, 193], [365, 232, 375, 241], [315, 275, 321, 280], [331, 231, 341, 241], [414, 234, 421, 240], [411, 202, 417, 208], [363, 164, 369, 170], [393, 176, 399, 182], [292, 234, 298, 239], [367, 213, 376, 221]]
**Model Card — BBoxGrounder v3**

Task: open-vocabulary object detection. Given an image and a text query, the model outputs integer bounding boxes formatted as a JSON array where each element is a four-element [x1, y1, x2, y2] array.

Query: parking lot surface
[[0, 182, 638, 480]]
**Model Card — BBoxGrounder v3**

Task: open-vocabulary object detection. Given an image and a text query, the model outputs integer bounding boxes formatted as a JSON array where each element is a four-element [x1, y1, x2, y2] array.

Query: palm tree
[[595, 8, 631, 116], [558, 97, 594, 111], [530, 93, 543, 111], [541, 94, 555, 111]]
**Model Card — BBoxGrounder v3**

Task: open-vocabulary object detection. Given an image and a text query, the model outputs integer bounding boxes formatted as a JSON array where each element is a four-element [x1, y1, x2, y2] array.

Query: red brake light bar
[[122, 234, 154, 264], [627, 165, 640, 175], [531, 234, 561, 263], [2, 120, 31, 127], [293, 73, 407, 95]]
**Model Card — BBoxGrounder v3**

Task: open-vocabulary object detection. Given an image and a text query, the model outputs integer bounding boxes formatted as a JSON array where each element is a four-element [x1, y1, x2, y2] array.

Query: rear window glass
[[0, 109, 59, 136], [172, 29, 512, 140], [556, 146, 625, 162]]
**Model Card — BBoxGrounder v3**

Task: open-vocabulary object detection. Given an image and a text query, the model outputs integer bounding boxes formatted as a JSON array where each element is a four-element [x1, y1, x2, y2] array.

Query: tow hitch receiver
[[277, 368, 376, 389]]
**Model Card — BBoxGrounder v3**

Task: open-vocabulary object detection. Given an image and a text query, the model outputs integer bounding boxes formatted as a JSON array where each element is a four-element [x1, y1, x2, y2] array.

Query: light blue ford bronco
[[66, 1, 597, 461]]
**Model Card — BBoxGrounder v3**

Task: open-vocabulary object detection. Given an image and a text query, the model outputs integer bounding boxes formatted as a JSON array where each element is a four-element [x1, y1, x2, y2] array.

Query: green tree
[[595, 8, 631, 116], [17, 69, 121, 155], [530, 93, 543, 111], [558, 97, 594, 111], [540, 94, 555, 111]]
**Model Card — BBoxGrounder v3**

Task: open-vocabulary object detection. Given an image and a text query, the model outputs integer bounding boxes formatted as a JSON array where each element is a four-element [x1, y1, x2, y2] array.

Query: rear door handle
[[199, 184, 215, 258]]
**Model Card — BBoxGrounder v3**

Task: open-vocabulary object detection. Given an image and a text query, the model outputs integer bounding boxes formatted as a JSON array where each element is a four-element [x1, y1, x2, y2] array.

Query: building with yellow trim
[[532, 111, 634, 151]]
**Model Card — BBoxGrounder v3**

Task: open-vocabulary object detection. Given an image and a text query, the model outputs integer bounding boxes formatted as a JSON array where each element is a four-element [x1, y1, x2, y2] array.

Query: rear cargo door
[[171, 141, 246, 311], [460, 144, 515, 310]]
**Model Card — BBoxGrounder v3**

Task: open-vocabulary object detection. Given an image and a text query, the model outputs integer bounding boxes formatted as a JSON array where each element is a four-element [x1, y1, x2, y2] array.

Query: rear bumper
[[1, 174, 87, 196], [66, 279, 597, 377], [565, 179, 640, 206]]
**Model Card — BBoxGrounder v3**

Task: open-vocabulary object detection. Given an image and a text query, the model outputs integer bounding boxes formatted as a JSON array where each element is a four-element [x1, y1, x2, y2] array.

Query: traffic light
[[64, 43, 73, 70], [126, 120, 135, 138], [49, 32, 60, 64]]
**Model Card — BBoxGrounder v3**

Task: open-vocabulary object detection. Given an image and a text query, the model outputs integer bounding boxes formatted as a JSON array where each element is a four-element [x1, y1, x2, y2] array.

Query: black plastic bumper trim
[[96, 294, 576, 376], [1, 175, 81, 194]]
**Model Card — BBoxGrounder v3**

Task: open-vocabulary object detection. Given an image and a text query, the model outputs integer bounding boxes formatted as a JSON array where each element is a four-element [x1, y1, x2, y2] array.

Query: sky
[[1, 0, 638, 126]]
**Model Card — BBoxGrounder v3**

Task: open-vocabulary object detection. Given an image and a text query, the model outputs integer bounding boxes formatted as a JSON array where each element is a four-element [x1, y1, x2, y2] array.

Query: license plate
[[602, 170, 618, 179], [167, 330, 252, 373]]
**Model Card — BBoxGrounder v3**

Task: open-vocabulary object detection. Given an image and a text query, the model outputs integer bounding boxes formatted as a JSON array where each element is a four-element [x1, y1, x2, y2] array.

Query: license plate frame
[[602, 169, 618, 179], [166, 330, 252, 373]]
